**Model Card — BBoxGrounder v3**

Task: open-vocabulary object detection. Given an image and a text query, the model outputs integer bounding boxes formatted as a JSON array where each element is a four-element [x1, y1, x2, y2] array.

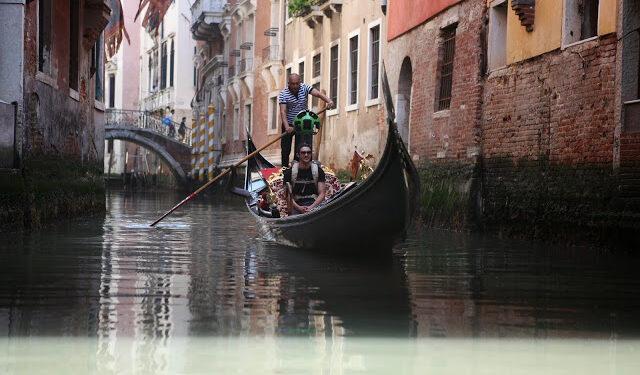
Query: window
[[193, 47, 197, 86], [564, 0, 600, 45], [38, 0, 52, 74], [348, 33, 359, 106], [93, 36, 104, 102], [437, 25, 456, 111], [109, 74, 116, 108], [170, 39, 175, 87], [148, 53, 154, 92], [313, 54, 321, 78], [368, 23, 380, 101], [69, 0, 80, 91], [161, 42, 167, 89], [153, 49, 159, 90], [269, 96, 279, 133], [298, 61, 305, 84], [286, 67, 292, 79], [311, 82, 321, 109], [488, 1, 507, 71], [330, 44, 339, 105]]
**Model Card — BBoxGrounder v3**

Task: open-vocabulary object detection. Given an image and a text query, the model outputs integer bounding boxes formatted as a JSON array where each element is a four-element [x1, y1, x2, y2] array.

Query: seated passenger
[[283, 143, 326, 214]]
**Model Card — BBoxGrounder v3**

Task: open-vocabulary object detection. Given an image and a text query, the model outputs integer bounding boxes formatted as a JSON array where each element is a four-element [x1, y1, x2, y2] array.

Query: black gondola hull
[[244, 120, 419, 250]]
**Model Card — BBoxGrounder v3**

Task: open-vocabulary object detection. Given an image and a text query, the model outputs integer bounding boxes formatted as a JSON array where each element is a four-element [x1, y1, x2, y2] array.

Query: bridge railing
[[105, 109, 192, 145]]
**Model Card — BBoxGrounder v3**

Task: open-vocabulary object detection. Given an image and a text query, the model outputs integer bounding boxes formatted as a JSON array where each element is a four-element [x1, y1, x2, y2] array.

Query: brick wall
[[483, 35, 617, 165], [388, 0, 484, 163], [480, 34, 639, 246]]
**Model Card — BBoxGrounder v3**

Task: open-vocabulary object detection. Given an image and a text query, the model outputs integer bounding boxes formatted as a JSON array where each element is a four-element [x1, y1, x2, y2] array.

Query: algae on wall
[[417, 161, 481, 231], [0, 157, 105, 232]]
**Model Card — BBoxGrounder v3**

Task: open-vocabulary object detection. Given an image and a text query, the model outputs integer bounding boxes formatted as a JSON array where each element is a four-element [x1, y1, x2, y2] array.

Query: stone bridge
[[105, 109, 192, 182]]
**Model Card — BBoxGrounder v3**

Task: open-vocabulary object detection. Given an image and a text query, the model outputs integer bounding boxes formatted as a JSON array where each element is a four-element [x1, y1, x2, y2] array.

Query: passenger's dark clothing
[[283, 165, 326, 201]]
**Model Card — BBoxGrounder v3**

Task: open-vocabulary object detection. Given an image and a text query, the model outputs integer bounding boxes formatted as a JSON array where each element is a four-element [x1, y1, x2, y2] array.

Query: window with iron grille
[[437, 25, 456, 111], [369, 25, 380, 100], [313, 54, 321, 78], [349, 35, 359, 105], [330, 45, 339, 104]]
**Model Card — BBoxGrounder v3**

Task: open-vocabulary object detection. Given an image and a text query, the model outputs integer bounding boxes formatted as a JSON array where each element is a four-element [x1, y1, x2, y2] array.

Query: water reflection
[[1, 189, 640, 373]]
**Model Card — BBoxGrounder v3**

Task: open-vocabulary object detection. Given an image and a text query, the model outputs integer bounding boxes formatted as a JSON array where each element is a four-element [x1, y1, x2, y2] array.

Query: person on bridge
[[178, 117, 186, 141], [279, 73, 334, 167], [283, 143, 326, 215]]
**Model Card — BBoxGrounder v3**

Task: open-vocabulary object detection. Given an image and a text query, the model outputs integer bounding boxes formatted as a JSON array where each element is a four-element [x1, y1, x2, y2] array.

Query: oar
[[150, 107, 327, 226], [150, 132, 286, 226]]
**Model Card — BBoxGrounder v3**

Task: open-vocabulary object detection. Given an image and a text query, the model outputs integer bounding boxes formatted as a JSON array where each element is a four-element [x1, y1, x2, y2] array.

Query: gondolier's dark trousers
[[281, 130, 312, 167]]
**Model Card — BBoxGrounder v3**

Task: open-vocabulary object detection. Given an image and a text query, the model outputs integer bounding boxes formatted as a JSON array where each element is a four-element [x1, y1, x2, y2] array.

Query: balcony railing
[[262, 45, 279, 62], [228, 64, 236, 78]]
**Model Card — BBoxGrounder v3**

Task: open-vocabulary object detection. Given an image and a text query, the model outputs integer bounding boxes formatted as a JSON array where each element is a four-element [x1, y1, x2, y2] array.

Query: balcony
[[142, 88, 174, 112], [317, 0, 342, 18], [201, 54, 226, 79], [191, 0, 225, 41]]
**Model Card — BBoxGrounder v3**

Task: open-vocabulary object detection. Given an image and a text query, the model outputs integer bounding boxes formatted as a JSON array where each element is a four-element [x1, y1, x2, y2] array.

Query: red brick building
[[386, 0, 638, 248]]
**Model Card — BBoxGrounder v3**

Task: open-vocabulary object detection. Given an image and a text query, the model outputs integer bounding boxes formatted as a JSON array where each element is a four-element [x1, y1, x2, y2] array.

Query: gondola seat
[[260, 166, 341, 217]]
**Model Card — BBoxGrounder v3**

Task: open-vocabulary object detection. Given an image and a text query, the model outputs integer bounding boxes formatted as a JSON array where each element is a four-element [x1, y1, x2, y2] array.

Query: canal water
[[1, 189, 639, 374]]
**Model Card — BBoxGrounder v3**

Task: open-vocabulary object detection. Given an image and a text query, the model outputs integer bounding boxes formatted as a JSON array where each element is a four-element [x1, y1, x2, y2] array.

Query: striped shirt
[[278, 83, 313, 128]]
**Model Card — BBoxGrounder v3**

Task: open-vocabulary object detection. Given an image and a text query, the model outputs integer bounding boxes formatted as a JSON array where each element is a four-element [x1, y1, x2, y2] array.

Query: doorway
[[397, 57, 412, 147]]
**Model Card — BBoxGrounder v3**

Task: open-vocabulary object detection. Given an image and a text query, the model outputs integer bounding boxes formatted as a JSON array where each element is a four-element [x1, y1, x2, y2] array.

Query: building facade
[[386, 0, 638, 246], [283, 0, 388, 170], [190, 0, 389, 176], [139, 1, 196, 123], [104, 0, 141, 177], [0, 0, 109, 231]]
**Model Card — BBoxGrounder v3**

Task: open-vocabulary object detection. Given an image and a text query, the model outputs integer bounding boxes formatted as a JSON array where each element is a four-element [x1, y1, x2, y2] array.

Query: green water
[[1, 189, 639, 374]]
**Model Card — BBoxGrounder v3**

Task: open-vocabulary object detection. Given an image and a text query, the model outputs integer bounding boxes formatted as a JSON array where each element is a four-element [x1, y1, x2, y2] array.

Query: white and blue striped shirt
[[278, 83, 313, 127]]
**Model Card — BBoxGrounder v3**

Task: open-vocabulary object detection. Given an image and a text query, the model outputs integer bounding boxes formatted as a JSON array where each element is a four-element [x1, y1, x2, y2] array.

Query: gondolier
[[279, 73, 334, 167]]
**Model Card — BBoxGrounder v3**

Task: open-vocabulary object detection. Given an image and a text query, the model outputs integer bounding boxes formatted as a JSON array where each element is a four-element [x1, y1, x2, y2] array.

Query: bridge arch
[[105, 127, 189, 183]]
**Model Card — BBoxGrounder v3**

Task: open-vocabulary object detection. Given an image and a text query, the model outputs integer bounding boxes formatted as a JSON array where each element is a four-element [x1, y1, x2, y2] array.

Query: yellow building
[[284, 0, 388, 170]]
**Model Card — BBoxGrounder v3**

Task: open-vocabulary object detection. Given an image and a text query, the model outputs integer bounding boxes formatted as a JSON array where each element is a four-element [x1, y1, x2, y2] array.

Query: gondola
[[242, 70, 420, 250]]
